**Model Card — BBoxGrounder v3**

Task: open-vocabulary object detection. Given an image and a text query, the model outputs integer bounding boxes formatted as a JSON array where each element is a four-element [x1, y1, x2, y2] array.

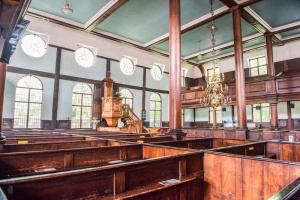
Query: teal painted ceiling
[[154, 14, 259, 57], [28, 0, 300, 62], [250, 0, 300, 28], [96, 0, 224, 44], [192, 37, 266, 63], [280, 28, 300, 38], [30, 0, 111, 24]]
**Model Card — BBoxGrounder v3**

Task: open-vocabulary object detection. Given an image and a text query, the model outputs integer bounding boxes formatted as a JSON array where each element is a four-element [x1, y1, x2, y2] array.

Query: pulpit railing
[[122, 104, 142, 133]]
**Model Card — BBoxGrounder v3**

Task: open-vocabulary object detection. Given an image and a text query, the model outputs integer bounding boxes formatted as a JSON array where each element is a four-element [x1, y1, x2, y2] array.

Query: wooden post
[[270, 103, 278, 130], [287, 101, 293, 130], [212, 107, 217, 128], [0, 62, 7, 152], [265, 33, 275, 77], [51, 48, 61, 129], [232, 9, 247, 129], [166, 0, 186, 140]]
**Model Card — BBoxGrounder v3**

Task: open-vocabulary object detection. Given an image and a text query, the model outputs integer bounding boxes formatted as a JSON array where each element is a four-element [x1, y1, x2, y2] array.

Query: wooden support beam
[[166, 0, 186, 140], [232, 8, 247, 129]]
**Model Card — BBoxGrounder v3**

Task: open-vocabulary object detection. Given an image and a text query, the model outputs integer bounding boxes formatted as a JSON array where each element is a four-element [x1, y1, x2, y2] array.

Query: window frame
[[249, 56, 267, 77], [149, 93, 162, 127], [71, 83, 93, 129], [14, 75, 43, 128], [252, 103, 270, 122]]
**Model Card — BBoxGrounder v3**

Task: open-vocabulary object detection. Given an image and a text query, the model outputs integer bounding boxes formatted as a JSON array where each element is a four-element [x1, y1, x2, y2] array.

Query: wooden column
[[51, 48, 61, 129], [166, 0, 186, 140], [212, 107, 217, 128], [232, 9, 247, 129], [142, 68, 146, 126], [0, 62, 7, 151], [270, 103, 278, 129], [265, 33, 275, 77], [287, 101, 293, 130]]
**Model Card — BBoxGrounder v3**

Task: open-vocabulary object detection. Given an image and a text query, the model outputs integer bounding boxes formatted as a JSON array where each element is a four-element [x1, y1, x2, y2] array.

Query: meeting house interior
[[0, 0, 299, 199]]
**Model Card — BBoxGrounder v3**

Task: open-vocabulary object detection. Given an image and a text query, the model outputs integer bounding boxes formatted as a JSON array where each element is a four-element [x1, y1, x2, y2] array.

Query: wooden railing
[[122, 104, 142, 133]]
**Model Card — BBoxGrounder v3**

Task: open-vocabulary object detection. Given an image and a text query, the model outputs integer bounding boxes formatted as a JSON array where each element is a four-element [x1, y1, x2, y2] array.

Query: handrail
[[122, 104, 142, 133]]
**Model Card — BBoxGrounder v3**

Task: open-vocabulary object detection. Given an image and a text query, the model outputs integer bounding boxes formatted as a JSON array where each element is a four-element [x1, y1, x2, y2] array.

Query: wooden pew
[[116, 136, 173, 143], [204, 150, 300, 199], [0, 145, 204, 199], [152, 138, 253, 150], [5, 136, 93, 144], [2, 139, 110, 153]]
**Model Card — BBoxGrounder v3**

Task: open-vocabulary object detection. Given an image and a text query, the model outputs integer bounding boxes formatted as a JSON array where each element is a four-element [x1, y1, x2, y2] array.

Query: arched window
[[120, 88, 133, 109], [72, 83, 92, 128], [14, 75, 43, 128], [150, 93, 162, 127]]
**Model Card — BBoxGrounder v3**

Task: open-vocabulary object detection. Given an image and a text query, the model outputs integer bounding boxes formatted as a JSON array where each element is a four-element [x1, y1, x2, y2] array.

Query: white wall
[[4, 73, 54, 120], [221, 106, 232, 121], [291, 101, 300, 119], [110, 60, 143, 87], [9, 45, 57, 73], [146, 69, 169, 90], [184, 109, 194, 122], [278, 102, 288, 119], [195, 108, 209, 121], [60, 50, 107, 80]]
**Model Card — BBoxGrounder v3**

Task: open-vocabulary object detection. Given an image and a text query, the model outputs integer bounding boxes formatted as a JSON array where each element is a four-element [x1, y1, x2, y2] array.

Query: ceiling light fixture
[[62, 0, 73, 15]]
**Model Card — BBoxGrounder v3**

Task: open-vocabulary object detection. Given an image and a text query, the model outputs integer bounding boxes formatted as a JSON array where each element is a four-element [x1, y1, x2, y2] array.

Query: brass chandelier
[[199, 0, 231, 109]]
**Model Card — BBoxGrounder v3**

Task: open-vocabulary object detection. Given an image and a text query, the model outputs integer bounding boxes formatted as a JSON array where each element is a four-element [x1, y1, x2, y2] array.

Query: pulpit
[[101, 71, 123, 127]]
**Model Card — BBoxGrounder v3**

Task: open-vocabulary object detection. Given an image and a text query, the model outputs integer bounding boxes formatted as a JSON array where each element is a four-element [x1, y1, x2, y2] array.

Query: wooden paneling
[[204, 151, 300, 200]]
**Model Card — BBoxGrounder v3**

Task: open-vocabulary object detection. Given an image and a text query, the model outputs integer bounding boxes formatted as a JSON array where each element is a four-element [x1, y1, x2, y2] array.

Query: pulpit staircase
[[121, 104, 150, 133]]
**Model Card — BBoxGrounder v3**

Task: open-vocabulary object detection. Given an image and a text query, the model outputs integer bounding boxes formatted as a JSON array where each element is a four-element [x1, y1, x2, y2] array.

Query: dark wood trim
[[106, 59, 111, 73], [0, 63, 7, 133], [51, 48, 61, 129], [59, 74, 103, 85], [115, 83, 169, 94], [142, 68, 146, 110], [287, 101, 293, 130], [7, 66, 55, 78]]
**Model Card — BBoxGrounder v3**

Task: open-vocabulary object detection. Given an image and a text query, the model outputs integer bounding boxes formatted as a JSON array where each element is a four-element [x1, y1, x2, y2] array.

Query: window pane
[[253, 109, 261, 122], [14, 102, 28, 128], [71, 106, 81, 128], [156, 102, 161, 110], [15, 88, 29, 102], [258, 57, 266, 65], [250, 59, 258, 67], [251, 67, 259, 76], [30, 89, 43, 103], [81, 107, 92, 128], [261, 107, 270, 122], [259, 65, 267, 75], [28, 103, 42, 128], [150, 102, 155, 110], [72, 93, 82, 105], [82, 94, 92, 106]]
